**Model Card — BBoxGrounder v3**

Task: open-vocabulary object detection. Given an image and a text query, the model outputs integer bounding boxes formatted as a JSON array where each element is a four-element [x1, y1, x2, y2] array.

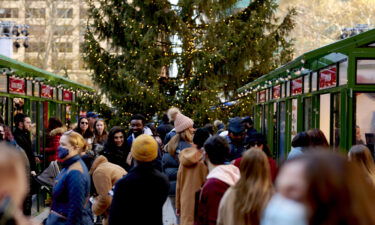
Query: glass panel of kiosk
[[279, 102, 286, 161], [320, 94, 331, 144], [355, 93, 375, 157], [332, 93, 341, 148], [304, 97, 313, 130], [291, 99, 298, 141]]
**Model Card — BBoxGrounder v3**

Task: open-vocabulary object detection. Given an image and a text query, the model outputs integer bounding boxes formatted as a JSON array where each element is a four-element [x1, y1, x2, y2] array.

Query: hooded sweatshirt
[[196, 164, 240, 225], [176, 147, 208, 225]]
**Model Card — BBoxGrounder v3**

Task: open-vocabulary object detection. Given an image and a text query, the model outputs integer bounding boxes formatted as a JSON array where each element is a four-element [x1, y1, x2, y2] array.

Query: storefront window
[[355, 93, 375, 154], [320, 94, 331, 144], [291, 99, 298, 141], [279, 101, 286, 161], [312, 72, 318, 92], [304, 98, 312, 130], [332, 93, 341, 148], [34, 82, 40, 97], [0, 73, 7, 92], [27, 81, 32, 96], [304, 74, 310, 93], [273, 85, 281, 99], [281, 83, 285, 98], [286, 81, 290, 97], [357, 59, 375, 84], [319, 65, 337, 90], [339, 60, 348, 85], [13, 98, 24, 116], [291, 77, 303, 96], [0, 97, 6, 123]]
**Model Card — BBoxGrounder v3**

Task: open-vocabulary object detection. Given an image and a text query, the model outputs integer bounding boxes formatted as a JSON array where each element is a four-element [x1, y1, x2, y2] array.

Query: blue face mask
[[57, 146, 70, 159]]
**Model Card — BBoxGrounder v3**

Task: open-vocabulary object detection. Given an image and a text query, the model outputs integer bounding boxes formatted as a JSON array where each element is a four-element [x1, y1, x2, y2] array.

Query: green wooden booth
[[238, 29, 375, 162], [0, 54, 94, 158]]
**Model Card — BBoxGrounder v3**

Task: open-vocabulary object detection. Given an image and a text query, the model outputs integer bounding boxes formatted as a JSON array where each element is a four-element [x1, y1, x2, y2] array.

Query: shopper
[[109, 135, 169, 225], [348, 144, 375, 186], [13, 113, 38, 216], [0, 143, 37, 225], [93, 119, 108, 153], [176, 128, 210, 225], [163, 113, 194, 195], [89, 155, 126, 225], [45, 131, 93, 225], [157, 113, 173, 143], [43, 118, 66, 163], [225, 117, 246, 161], [218, 148, 273, 225], [74, 117, 94, 147], [196, 135, 240, 225], [274, 151, 375, 225], [164, 107, 181, 144], [306, 128, 329, 148], [101, 127, 129, 171], [287, 131, 311, 160]]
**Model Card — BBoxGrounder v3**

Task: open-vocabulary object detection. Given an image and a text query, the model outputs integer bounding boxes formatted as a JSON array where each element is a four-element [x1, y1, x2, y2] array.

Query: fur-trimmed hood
[[49, 127, 67, 136], [89, 155, 108, 175]]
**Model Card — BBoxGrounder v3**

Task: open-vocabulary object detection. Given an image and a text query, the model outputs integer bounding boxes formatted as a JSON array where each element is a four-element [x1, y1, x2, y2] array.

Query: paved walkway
[[33, 197, 178, 225]]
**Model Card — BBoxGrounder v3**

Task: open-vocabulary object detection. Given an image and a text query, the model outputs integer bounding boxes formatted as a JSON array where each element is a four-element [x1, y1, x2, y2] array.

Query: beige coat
[[176, 147, 208, 225], [89, 156, 127, 225]]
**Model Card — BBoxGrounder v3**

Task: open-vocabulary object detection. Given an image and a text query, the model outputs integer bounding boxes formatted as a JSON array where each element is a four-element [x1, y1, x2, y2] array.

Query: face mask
[[261, 194, 307, 225], [57, 146, 70, 159]]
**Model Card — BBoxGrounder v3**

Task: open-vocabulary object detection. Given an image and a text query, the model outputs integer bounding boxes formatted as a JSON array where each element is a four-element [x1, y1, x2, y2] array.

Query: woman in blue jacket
[[45, 130, 93, 225]]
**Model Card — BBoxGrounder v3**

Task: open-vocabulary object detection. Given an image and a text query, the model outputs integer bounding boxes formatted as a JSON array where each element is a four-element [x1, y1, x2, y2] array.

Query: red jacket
[[42, 127, 66, 162], [233, 156, 278, 182], [195, 165, 240, 225]]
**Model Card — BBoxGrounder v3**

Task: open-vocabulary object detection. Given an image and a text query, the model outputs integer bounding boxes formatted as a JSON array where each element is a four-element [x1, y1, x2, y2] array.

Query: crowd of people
[[0, 107, 375, 225]]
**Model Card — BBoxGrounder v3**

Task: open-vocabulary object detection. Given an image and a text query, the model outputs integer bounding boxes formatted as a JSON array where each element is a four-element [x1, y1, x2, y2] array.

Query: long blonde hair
[[166, 129, 193, 157], [349, 145, 375, 185], [233, 148, 273, 224]]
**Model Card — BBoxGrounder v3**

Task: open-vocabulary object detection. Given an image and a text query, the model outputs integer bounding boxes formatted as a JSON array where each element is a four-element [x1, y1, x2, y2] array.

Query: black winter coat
[[13, 127, 36, 171], [100, 144, 130, 171], [109, 163, 169, 225]]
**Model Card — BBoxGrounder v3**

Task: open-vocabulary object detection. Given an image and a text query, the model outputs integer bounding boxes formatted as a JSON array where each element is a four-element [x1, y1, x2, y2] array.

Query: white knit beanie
[[174, 113, 194, 133]]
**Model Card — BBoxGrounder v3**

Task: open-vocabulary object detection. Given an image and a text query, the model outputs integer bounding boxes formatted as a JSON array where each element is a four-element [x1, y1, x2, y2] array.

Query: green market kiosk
[[239, 29, 375, 162], [0, 54, 94, 159]]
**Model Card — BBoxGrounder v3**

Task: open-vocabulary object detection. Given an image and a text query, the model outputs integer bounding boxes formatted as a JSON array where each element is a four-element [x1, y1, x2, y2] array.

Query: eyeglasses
[[80, 122, 88, 125]]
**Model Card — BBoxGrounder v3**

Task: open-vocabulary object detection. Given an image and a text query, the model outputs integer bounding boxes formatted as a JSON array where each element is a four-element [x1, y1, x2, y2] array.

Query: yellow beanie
[[131, 134, 158, 162]]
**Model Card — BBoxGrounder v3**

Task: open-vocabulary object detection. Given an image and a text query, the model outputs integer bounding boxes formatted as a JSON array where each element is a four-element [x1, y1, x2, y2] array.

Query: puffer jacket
[[43, 127, 67, 163], [162, 140, 191, 195]]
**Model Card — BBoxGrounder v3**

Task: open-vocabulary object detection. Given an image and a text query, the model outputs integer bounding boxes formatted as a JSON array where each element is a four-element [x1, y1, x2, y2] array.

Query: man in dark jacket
[[157, 114, 173, 142], [109, 134, 169, 225], [225, 117, 246, 161], [13, 113, 38, 216]]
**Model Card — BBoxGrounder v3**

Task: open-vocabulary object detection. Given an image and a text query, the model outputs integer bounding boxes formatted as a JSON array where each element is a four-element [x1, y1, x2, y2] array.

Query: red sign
[[319, 66, 337, 89], [41, 85, 53, 98], [273, 85, 281, 99], [291, 77, 303, 95], [259, 90, 266, 103], [63, 90, 73, 101], [9, 77, 25, 94]]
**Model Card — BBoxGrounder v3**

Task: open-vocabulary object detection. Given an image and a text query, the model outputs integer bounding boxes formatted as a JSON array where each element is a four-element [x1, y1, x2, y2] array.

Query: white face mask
[[261, 194, 307, 225]]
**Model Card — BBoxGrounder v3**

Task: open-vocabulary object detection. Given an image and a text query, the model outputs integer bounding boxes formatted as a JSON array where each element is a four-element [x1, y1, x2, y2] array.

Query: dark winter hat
[[228, 117, 245, 134], [86, 112, 98, 118], [248, 133, 267, 145], [242, 116, 253, 125]]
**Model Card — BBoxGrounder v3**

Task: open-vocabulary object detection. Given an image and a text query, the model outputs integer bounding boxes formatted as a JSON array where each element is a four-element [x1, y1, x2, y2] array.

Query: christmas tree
[[83, 0, 296, 125]]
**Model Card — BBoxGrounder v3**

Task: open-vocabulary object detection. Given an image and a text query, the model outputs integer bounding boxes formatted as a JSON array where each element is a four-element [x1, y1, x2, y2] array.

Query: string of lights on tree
[[83, 0, 296, 124]]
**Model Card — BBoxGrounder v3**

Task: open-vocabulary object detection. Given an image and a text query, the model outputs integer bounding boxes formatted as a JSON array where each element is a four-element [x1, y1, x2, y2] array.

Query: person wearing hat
[[163, 107, 181, 144], [108, 135, 169, 225], [225, 117, 246, 162], [242, 116, 258, 146], [86, 112, 98, 133], [162, 113, 195, 196]]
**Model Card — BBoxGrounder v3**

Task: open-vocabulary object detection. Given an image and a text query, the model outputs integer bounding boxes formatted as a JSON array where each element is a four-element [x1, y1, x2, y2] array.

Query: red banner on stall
[[41, 85, 53, 98], [291, 77, 303, 95], [9, 77, 25, 94], [319, 66, 337, 89], [63, 90, 73, 101], [259, 90, 266, 103], [273, 85, 281, 99]]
